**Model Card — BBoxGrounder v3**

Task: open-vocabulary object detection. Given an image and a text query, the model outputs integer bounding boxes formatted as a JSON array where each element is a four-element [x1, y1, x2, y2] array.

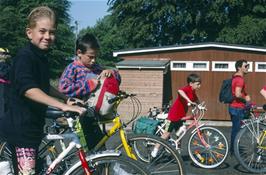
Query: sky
[[69, 0, 109, 31]]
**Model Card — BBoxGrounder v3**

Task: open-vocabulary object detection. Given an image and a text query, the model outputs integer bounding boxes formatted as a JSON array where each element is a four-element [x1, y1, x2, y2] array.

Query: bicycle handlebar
[[190, 102, 207, 111], [249, 104, 266, 111], [108, 91, 136, 104]]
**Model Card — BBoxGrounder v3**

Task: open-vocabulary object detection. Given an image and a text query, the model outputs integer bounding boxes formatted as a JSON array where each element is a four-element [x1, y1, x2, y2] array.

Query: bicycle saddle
[[46, 106, 64, 119]]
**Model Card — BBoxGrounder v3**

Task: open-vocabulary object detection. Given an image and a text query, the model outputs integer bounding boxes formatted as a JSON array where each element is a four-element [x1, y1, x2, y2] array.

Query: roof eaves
[[113, 43, 266, 57], [116, 65, 166, 69]]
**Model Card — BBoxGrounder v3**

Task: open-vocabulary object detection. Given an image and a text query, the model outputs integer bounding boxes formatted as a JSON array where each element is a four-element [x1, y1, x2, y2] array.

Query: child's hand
[[67, 98, 84, 105], [62, 104, 86, 116], [188, 102, 197, 106], [100, 69, 113, 78]]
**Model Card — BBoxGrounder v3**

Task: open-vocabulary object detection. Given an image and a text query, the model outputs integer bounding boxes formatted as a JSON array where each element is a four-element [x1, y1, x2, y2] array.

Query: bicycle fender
[[87, 150, 121, 159]]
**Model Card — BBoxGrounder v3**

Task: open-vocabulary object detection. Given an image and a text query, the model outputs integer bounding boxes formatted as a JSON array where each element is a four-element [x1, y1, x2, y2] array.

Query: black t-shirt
[[0, 43, 50, 147]]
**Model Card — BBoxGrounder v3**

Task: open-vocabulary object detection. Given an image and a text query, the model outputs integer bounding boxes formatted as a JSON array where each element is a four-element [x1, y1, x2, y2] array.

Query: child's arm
[[178, 89, 197, 105], [24, 88, 85, 114], [49, 86, 84, 105], [50, 86, 68, 102], [58, 67, 98, 98]]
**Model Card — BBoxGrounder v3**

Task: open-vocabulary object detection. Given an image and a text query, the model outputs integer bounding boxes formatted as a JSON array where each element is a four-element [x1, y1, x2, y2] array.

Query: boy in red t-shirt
[[151, 73, 201, 157]]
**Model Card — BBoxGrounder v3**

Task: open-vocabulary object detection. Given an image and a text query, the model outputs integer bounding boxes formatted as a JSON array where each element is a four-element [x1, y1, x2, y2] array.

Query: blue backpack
[[219, 76, 242, 104], [219, 78, 233, 104]]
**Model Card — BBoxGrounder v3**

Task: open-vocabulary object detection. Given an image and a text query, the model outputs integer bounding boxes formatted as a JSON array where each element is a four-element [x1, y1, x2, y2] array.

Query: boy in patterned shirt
[[59, 33, 120, 150]]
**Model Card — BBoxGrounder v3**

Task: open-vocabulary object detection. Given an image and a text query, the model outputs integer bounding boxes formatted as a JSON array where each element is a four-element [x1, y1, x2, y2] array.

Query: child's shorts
[[164, 120, 184, 133]]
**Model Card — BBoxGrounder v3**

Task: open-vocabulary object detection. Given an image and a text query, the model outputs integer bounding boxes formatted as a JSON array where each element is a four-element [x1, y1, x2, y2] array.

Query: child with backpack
[[59, 33, 120, 150]]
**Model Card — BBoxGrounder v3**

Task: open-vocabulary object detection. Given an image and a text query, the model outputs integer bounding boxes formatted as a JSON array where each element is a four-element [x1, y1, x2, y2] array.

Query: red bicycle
[[150, 102, 229, 169]]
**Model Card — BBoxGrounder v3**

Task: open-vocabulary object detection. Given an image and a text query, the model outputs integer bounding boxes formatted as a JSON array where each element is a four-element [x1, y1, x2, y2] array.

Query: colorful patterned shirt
[[59, 59, 103, 98]]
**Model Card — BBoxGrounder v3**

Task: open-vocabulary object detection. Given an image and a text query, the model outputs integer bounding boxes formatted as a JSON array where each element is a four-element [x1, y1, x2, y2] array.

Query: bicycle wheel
[[114, 133, 185, 175], [234, 122, 266, 173], [64, 154, 149, 175], [188, 126, 228, 168]]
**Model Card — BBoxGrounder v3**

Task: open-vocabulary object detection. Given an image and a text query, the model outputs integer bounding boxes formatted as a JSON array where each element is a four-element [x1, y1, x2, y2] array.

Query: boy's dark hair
[[76, 33, 100, 54], [187, 73, 201, 84], [235, 59, 247, 71]]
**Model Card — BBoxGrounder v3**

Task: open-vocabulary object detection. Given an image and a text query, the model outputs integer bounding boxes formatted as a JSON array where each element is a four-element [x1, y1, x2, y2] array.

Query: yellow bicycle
[[92, 91, 185, 175]]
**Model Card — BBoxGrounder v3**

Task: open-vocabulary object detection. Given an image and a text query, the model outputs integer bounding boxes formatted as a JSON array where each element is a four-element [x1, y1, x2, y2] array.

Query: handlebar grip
[[64, 111, 80, 119], [108, 96, 119, 104]]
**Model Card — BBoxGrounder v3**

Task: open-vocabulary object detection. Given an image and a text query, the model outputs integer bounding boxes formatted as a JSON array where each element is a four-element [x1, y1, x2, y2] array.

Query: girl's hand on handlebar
[[62, 104, 86, 116], [67, 98, 84, 106]]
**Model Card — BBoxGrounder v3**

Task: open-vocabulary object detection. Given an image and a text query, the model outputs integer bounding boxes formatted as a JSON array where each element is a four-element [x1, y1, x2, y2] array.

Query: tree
[[106, 0, 266, 48], [217, 2, 266, 46], [0, 0, 76, 78], [79, 15, 124, 67]]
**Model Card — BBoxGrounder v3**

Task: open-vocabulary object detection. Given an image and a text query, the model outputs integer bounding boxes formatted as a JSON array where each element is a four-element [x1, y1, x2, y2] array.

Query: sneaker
[[151, 148, 159, 158]]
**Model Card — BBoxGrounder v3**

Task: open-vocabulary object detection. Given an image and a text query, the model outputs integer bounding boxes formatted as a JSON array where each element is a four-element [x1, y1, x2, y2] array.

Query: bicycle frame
[[93, 116, 137, 160], [45, 91, 140, 167], [43, 118, 120, 175], [84, 92, 141, 161], [156, 103, 209, 150]]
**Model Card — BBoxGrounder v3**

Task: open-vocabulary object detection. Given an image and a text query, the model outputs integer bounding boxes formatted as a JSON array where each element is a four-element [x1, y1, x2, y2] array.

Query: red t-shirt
[[167, 85, 198, 122], [263, 85, 266, 90], [230, 76, 247, 109]]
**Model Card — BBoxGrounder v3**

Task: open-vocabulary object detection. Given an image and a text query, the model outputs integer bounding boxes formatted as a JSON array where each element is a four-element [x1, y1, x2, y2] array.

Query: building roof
[[113, 42, 266, 57], [116, 60, 169, 69]]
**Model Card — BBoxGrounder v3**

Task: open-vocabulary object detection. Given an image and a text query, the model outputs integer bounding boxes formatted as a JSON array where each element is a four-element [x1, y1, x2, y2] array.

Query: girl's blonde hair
[[27, 6, 56, 28]]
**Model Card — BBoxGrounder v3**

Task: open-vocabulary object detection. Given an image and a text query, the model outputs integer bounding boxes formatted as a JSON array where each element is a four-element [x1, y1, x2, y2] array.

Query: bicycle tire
[[64, 154, 149, 175], [188, 126, 228, 168], [234, 122, 266, 174], [114, 133, 185, 175]]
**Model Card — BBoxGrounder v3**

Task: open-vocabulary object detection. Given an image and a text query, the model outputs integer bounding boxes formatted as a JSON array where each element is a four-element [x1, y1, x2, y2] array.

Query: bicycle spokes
[[188, 127, 228, 168]]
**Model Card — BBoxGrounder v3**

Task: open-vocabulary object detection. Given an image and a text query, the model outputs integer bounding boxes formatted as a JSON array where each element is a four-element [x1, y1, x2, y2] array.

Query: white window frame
[[212, 61, 253, 72], [171, 61, 209, 71], [255, 62, 266, 72]]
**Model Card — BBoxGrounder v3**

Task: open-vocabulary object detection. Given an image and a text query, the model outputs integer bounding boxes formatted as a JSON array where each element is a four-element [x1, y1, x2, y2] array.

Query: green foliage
[[106, 0, 266, 48], [0, 0, 75, 78], [79, 15, 123, 68], [1, 0, 265, 79]]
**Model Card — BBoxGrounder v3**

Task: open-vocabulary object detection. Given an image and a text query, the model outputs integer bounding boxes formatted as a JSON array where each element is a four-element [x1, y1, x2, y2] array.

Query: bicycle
[[145, 102, 229, 169], [234, 104, 266, 174], [90, 91, 185, 175], [0, 109, 149, 175], [1, 91, 185, 175]]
